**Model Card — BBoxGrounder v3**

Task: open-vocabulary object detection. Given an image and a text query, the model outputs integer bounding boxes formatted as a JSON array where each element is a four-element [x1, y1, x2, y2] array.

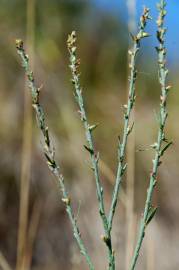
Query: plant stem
[[108, 7, 151, 233], [0, 252, 12, 270], [130, 1, 172, 269], [67, 32, 115, 270], [126, 1, 136, 268], [16, 40, 95, 270], [17, 1, 35, 269]]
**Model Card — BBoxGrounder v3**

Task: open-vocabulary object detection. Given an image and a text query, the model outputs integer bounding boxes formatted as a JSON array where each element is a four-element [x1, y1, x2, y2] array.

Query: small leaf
[[44, 153, 56, 168], [62, 197, 71, 205], [121, 163, 127, 175], [146, 206, 158, 225], [45, 127, 50, 147], [136, 31, 150, 41], [127, 122, 134, 136], [100, 235, 111, 248], [88, 123, 99, 132], [156, 30, 162, 43], [160, 141, 172, 157], [141, 32, 150, 38], [84, 145, 94, 155], [166, 85, 172, 91]]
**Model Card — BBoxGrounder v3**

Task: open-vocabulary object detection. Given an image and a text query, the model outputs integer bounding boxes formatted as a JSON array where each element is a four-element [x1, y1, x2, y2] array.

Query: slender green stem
[[108, 7, 151, 233], [67, 32, 115, 270], [130, 1, 172, 269], [125, 1, 136, 268], [16, 40, 95, 270]]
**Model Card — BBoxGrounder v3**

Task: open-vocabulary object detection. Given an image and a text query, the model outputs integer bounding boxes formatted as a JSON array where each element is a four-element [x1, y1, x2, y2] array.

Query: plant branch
[[130, 1, 171, 269], [67, 32, 115, 270], [16, 40, 95, 270], [108, 7, 151, 233]]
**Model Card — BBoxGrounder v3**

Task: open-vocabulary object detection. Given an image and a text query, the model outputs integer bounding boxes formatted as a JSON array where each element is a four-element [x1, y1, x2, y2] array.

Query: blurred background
[[0, 0, 179, 269]]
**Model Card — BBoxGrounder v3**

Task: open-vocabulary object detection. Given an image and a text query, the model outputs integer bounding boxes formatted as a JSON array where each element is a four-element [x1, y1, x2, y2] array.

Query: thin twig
[[16, 40, 94, 270], [21, 200, 41, 270], [16, 1, 35, 269], [67, 32, 115, 270], [130, 1, 172, 269], [126, 1, 136, 268], [108, 7, 151, 233]]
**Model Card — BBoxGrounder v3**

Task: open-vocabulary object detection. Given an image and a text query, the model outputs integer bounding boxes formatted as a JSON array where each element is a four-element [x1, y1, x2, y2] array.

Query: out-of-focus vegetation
[[0, 1, 179, 270]]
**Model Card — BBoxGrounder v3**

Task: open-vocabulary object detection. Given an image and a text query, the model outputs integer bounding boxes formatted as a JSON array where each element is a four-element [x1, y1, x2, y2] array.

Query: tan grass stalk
[[0, 252, 12, 270], [16, 1, 35, 269]]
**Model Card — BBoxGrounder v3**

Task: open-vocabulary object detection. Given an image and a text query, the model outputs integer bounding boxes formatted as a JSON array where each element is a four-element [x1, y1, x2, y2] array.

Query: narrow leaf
[[160, 141, 172, 157], [146, 206, 158, 226], [121, 163, 127, 176], [88, 123, 99, 132], [44, 153, 56, 168], [127, 122, 134, 135], [45, 127, 50, 147], [84, 145, 94, 155]]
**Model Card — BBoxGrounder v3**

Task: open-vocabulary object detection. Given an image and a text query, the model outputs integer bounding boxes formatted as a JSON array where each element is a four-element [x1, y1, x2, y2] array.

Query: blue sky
[[93, 0, 179, 63]]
